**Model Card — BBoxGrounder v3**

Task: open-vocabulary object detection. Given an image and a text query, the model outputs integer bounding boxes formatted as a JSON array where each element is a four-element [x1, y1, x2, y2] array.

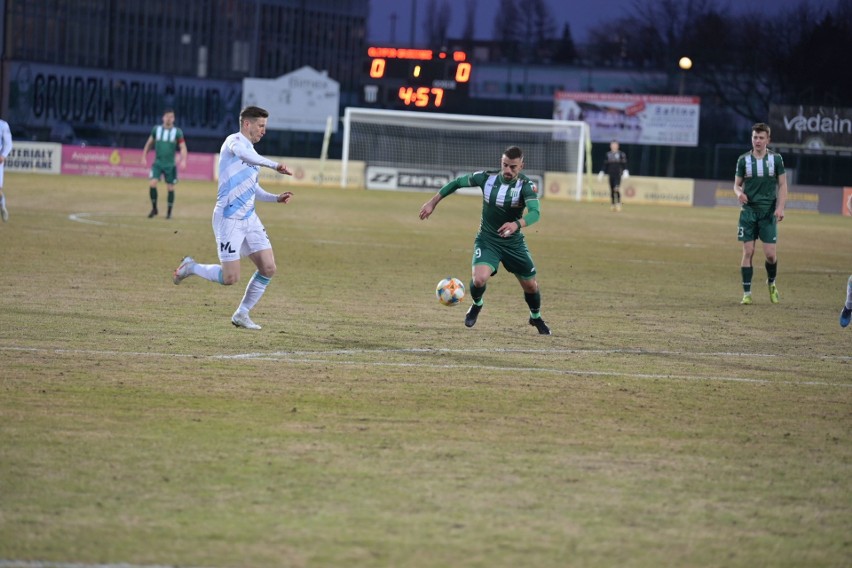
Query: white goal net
[[341, 107, 590, 198]]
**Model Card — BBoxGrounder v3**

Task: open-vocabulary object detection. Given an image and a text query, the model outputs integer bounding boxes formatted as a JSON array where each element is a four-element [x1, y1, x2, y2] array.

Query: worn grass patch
[[0, 173, 850, 567]]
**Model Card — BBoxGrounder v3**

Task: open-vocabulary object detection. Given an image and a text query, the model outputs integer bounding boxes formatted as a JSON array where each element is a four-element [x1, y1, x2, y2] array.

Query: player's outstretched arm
[[420, 175, 472, 219], [419, 194, 441, 220]]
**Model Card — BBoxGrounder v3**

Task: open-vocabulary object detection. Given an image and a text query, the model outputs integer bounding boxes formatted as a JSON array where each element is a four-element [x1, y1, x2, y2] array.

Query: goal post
[[341, 107, 590, 199]]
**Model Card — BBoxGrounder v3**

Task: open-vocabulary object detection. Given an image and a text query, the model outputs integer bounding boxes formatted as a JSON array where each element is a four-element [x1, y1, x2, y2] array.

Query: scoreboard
[[361, 46, 472, 112]]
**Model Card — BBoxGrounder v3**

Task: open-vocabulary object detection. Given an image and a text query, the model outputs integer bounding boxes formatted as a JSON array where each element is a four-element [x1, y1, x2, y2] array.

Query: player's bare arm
[[499, 197, 539, 238], [419, 193, 443, 220], [734, 176, 748, 204], [141, 136, 154, 164], [498, 219, 523, 238], [179, 141, 188, 168], [775, 172, 788, 222], [421, 176, 469, 220]]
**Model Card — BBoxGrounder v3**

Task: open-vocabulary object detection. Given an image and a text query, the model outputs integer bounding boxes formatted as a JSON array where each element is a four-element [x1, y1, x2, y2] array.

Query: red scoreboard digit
[[362, 46, 472, 111]]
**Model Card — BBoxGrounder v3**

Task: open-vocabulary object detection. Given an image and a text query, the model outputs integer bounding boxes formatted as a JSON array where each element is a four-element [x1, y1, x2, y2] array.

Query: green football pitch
[[1, 173, 850, 567]]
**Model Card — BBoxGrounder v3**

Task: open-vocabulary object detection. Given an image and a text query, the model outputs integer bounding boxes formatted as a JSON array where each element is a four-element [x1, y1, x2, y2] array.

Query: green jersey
[[736, 150, 785, 212], [151, 125, 185, 165], [442, 170, 540, 243]]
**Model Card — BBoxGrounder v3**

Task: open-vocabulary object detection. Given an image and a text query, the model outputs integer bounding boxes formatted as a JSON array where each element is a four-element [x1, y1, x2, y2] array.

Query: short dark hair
[[752, 122, 771, 136], [240, 106, 269, 122], [163, 108, 175, 115], [503, 146, 524, 160]]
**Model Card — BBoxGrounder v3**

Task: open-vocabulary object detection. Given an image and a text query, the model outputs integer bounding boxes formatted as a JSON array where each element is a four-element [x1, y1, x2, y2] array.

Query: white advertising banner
[[364, 167, 544, 198], [5, 141, 62, 174], [554, 92, 700, 147], [242, 67, 340, 133]]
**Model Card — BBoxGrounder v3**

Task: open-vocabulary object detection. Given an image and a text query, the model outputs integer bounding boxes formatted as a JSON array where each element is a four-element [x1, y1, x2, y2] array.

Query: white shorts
[[212, 211, 271, 263]]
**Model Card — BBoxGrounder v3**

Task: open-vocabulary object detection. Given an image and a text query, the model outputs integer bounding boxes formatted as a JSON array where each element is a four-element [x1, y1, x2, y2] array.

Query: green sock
[[765, 260, 777, 283], [149, 187, 158, 208], [741, 266, 753, 293], [524, 291, 541, 318], [167, 191, 175, 216], [470, 280, 485, 305]]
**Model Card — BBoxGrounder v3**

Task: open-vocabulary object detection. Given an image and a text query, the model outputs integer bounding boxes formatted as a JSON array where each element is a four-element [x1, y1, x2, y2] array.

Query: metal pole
[[666, 66, 687, 177]]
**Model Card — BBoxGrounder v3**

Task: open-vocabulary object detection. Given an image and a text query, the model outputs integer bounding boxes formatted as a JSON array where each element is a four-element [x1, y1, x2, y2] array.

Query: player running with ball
[[419, 146, 551, 335]]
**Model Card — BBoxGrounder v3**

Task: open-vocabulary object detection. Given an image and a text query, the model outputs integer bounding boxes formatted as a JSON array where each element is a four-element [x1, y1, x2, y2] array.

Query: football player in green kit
[[734, 122, 788, 305], [419, 146, 551, 335], [141, 108, 188, 219]]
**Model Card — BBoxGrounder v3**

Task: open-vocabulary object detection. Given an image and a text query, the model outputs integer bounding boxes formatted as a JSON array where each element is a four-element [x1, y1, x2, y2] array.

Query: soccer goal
[[341, 107, 590, 198]]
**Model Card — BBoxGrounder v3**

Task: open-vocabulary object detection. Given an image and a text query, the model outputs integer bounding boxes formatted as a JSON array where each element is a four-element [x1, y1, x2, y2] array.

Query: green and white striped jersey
[[736, 150, 785, 212], [151, 125, 185, 165], [462, 171, 539, 241]]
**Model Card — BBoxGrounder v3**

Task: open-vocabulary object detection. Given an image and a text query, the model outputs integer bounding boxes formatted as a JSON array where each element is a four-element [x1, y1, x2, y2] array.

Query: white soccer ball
[[436, 277, 465, 306]]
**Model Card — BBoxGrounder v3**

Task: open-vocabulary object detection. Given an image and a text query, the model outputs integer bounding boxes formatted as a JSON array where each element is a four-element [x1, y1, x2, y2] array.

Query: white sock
[[846, 275, 852, 309], [238, 271, 271, 313], [0, 194, 6, 209], [192, 263, 223, 284]]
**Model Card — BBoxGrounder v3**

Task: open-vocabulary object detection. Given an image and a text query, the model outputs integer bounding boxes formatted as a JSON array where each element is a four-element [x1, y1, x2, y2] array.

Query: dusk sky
[[367, 0, 835, 45]]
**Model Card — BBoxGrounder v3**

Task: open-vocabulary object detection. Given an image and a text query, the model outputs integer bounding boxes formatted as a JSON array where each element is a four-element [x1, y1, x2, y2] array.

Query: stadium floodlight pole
[[667, 56, 693, 178]]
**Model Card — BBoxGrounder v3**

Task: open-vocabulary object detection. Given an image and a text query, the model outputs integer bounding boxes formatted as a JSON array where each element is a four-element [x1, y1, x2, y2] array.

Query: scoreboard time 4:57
[[362, 46, 472, 111]]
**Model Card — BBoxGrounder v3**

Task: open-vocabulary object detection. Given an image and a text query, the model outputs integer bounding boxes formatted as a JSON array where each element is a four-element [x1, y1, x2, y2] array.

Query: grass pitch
[[0, 173, 850, 567]]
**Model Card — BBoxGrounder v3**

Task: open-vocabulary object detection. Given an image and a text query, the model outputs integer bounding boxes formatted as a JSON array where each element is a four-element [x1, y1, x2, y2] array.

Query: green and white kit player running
[[734, 122, 788, 305], [419, 146, 551, 335], [141, 108, 188, 219]]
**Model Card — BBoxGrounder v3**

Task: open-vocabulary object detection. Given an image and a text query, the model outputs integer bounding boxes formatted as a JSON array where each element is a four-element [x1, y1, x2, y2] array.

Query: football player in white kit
[[172, 106, 293, 330], [0, 117, 12, 222]]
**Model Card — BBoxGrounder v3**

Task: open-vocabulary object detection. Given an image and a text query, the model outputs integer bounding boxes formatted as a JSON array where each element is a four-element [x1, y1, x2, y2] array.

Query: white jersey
[[0, 120, 12, 160], [0, 119, 11, 186], [216, 132, 278, 220]]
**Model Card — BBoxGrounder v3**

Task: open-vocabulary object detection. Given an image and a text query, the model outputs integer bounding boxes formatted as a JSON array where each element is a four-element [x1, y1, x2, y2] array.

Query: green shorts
[[738, 207, 777, 243], [472, 235, 537, 280], [151, 162, 178, 184]]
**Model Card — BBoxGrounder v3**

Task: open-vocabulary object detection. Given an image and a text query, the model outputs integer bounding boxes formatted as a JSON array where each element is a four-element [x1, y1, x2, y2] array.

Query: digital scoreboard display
[[362, 46, 472, 111]]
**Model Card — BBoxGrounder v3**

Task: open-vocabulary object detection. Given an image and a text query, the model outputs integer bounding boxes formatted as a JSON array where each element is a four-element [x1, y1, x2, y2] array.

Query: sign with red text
[[554, 92, 700, 147]]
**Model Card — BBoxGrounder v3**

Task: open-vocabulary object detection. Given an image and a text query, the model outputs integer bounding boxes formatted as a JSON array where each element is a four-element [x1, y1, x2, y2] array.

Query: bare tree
[[423, 0, 452, 48], [494, 0, 520, 41], [462, 0, 477, 43], [493, 0, 521, 59], [527, 0, 557, 47], [553, 23, 577, 64], [770, 2, 851, 105], [493, 0, 557, 61], [585, 0, 778, 120]]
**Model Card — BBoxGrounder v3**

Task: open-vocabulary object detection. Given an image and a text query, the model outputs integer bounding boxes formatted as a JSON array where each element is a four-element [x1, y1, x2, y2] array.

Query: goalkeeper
[[597, 139, 629, 211], [419, 146, 551, 335]]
